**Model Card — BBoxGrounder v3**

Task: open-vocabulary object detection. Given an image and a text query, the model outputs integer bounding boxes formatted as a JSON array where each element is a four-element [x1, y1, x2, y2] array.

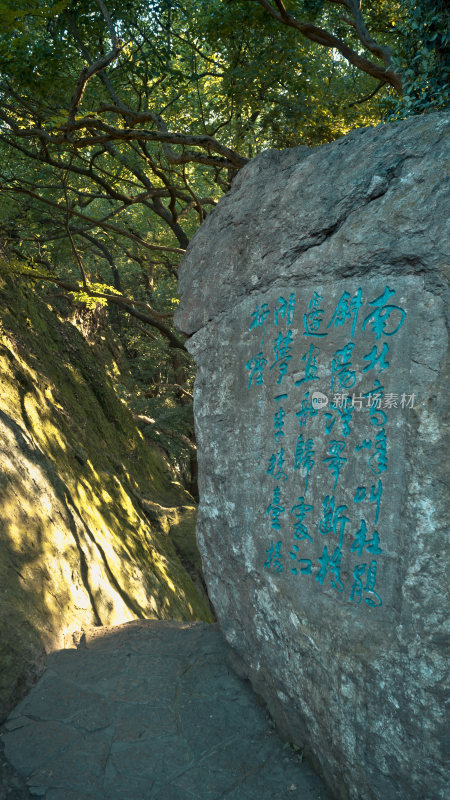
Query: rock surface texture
[[175, 113, 450, 800], [0, 621, 327, 800]]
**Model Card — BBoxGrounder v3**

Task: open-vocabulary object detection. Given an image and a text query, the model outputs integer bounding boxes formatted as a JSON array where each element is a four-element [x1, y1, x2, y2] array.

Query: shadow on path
[[1, 621, 329, 800]]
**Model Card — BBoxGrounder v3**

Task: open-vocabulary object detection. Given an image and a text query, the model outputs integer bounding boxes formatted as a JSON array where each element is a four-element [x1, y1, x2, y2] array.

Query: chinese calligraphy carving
[[246, 284, 408, 610]]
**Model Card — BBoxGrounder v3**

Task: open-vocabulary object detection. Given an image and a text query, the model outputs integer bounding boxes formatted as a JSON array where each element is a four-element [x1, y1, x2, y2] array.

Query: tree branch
[[0, 183, 186, 255], [95, 0, 118, 49], [1, 109, 247, 170], [245, 0, 402, 93], [348, 81, 385, 106], [67, 48, 122, 127], [10, 269, 187, 350]]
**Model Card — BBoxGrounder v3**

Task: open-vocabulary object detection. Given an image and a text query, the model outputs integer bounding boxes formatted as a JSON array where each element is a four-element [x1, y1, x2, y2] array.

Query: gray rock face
[[175, 113, 450, 800]]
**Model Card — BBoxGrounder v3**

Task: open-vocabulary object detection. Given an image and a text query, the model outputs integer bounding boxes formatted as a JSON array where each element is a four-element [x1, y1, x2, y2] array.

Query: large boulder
[[175, 113, 449, 800]]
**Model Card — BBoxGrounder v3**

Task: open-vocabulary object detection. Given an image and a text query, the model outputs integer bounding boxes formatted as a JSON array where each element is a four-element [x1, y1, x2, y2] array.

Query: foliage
[[234, 0, 404, 93], [194, 0, 391, 149], [383, 0, 450, 119]]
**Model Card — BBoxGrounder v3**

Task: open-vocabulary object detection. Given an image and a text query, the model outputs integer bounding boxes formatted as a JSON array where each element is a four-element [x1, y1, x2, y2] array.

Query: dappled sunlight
[[0, 278, 212, 722], [153, 552, 177, 596], [101, 486, 113, 504], [1, 411, 193, 627], [0, 428, 161, 640], [24, 397, 69, 455], [0, 394, 208, 636], [0, 342, 71, 462]]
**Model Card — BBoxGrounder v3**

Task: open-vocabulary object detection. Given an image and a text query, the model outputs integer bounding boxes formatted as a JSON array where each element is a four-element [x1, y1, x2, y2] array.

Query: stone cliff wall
[[0, 278, 212, 723], [175, 113, 449, 800]]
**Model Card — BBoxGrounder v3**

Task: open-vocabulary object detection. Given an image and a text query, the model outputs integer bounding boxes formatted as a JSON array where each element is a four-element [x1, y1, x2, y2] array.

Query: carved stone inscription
[[232, 279, 417, 616]]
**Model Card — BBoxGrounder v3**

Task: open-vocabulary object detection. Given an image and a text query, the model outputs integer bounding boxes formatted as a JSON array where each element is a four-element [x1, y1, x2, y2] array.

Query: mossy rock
[[169, 506, 203, 576], [0, 277, 211, 722]]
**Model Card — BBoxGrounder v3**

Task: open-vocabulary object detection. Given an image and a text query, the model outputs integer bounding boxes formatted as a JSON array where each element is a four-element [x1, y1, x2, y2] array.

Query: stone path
[[0, 621, 329, 800]]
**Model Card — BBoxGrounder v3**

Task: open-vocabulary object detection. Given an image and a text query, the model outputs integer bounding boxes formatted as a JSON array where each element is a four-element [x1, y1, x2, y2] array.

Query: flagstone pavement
[[1, 620, 330, 800]]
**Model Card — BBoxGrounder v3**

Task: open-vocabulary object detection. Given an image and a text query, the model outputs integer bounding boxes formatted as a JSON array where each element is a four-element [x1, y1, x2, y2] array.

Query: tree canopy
[[0, 0, 448, 487]]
